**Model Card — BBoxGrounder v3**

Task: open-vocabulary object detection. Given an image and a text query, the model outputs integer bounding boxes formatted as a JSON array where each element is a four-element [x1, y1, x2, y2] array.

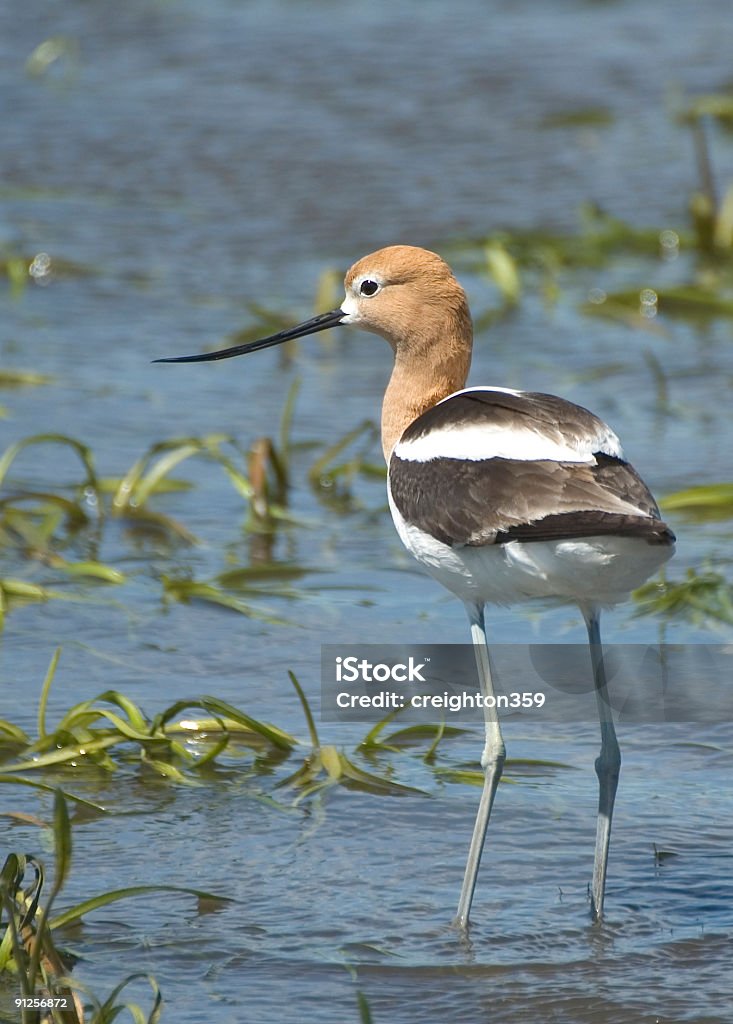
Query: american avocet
[[156, 245, 675, 928]]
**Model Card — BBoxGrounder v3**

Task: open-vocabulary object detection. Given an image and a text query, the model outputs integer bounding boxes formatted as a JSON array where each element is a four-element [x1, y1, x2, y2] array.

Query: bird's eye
[[359, 279, 379, 296]]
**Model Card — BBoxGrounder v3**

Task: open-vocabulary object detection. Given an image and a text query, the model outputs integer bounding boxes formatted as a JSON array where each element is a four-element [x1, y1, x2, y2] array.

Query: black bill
[[153, 308, 346, 363]]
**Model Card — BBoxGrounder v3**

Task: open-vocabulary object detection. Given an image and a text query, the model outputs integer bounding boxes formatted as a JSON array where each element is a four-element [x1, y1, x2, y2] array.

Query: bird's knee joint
[[481, 747, 506, 773], [595, 748, 621, 781]]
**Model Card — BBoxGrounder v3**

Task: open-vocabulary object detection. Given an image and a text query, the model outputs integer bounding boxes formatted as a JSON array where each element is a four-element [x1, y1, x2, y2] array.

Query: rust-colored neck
[[339, 245, 474, 462], [381, 309, 472, 461]]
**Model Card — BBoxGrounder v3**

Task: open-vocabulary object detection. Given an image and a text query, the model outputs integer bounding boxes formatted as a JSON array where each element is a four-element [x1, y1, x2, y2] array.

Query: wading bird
[[156, 245, 674, 928]]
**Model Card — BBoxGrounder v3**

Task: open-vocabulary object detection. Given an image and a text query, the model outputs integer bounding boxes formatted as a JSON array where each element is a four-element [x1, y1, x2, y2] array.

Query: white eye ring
[[359, 279, 380, 297]]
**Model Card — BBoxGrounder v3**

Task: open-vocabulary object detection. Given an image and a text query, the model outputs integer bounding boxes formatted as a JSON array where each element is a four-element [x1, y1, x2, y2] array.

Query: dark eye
[[359, 279, 379, 296]]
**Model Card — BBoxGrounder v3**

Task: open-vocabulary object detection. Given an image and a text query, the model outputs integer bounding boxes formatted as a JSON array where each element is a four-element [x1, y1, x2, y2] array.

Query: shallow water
[[1, 0, 732, 1020]]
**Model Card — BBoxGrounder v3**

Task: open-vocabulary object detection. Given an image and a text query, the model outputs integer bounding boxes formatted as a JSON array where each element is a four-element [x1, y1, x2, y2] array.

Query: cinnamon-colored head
[[340, 246, 474, 459]]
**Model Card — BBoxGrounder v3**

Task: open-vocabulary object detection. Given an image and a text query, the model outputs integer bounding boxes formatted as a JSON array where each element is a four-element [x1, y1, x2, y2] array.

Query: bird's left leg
[[583, 605, 621, 922]]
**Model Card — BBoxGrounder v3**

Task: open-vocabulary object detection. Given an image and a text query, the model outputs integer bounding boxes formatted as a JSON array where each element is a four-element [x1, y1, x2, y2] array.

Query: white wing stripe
[[395, 424, 599, 463]]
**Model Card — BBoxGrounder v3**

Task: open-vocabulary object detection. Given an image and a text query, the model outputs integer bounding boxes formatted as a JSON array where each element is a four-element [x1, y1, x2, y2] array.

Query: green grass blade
[[424, 719, 446, 762], [141, 756, 189, 782], [307, 420, 377, 486], [0, 433, 98, 494], [220, 461, 253, 501], [0, 368, 53, 387], [37, 646, 61, 740], [434, 766, 517, 786], [506, 757, 575, 770], [0, 775, 106, 810], [162, 576, 292, 625], [485, 240, 521, 304], [0, 719, 31, 743], [112, 452, 149, 510], [0, 734, 121, 772], [0, 578, 51, 600], [337, 753, 427, 796], [52, 559, 126, 583], [190, 729, 230, 768], [27, 791, 73, 989], [133, 442, 205, 507], [52, 789, 72, 890], [93, 690, 150, 732], [288, 671, 320, 748], [193, 697, 296, 751], [358, 707, 404, 749], [49, 884, 231, 931], [357, 991, 373, 1024], [100, 973, 162, 1024], [90, 709, 152, 741], [383, 723, 466, 746], [662, 482, 733, 521]]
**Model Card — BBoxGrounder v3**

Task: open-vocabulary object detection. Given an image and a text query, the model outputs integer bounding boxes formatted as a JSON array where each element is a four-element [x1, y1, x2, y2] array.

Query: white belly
[[388, 489, 673, 609]]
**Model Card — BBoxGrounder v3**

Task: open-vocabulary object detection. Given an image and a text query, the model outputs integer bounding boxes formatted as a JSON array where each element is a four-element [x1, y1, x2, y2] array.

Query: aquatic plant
[[634, 568, 733, 627], [0, 788, 222, 1023]]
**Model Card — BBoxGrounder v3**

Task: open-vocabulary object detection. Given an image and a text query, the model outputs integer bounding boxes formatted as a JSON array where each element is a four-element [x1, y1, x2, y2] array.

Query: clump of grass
[[0, 786, 227, 1022], [0, 392, 302, 561], [0, 434, 118, 607], [0, 385, 313, 624], [162, 560, 334, 626], [277, 673, 425, 801], [1, 793, 82, 1022], [0, 652, 434, 798], [634, 569, 733, 627], [108, 433, 263, 539], [108, 378, 299, 532], [161, 572, 295, 626], [0, 434, 119, 629], [0, 649, 296, 783]]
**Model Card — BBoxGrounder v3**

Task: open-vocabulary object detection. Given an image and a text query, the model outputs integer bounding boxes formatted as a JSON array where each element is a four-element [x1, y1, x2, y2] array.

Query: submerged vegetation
[[0, 647, 567, 1017], [0, 374, 390, 632], [1, 785, 224, 1023], [3, 199, 732, 632]]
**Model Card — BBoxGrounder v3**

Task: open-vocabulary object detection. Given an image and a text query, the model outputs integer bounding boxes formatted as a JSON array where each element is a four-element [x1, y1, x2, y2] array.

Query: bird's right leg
[[583, 605, 621, 922], [454, 602, 506, 929]]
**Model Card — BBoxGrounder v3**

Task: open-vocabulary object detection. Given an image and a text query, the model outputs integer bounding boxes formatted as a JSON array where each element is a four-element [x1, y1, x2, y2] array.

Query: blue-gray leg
[[584, 606, 621, 921]]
